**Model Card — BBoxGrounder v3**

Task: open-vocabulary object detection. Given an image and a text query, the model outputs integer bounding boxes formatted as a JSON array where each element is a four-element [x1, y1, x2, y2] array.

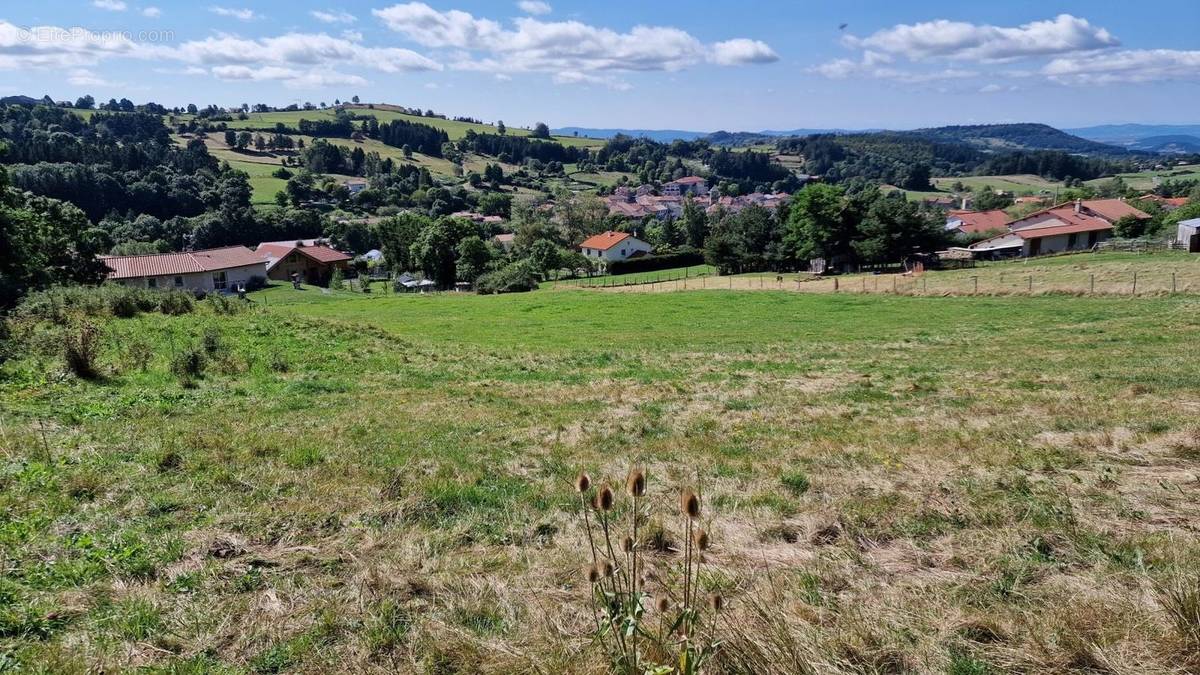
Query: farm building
[[100, 246, 267, 292], [579, 231, 653, 264], [256, 240, 352, 285], [1178, 218, 1200, 252]]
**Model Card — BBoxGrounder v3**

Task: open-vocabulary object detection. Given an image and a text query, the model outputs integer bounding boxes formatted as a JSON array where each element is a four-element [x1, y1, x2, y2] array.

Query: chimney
[[1074, 199, 1082, 214]]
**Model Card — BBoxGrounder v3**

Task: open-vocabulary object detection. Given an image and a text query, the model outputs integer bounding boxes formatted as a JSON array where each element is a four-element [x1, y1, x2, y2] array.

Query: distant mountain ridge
[[900, 123, 1126, 155], [1127, 134, 1200, 154], [1066, 124, 1200, 147]]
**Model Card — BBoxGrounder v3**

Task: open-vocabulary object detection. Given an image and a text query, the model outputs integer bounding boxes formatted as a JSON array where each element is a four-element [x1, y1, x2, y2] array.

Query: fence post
[[834, 277, 839, 292], [862, 278, 866, 293], [1172, 272, 1177, 294], [922, 277, 927, 294], [1090, 274, 1095, 294], [893, 277, 897, 293], [1027, 276, 1033, 293], [1132, 271, 1138, 295], [973, 276, 978, 294]]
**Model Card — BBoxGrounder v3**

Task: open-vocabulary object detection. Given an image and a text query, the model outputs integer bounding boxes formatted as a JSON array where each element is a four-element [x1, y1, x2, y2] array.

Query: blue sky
[[3, 1, 1198, 131]]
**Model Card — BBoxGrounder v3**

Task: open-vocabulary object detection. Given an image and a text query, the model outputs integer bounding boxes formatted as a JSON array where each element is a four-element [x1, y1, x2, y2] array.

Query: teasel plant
[[574, 468, 724, 675]]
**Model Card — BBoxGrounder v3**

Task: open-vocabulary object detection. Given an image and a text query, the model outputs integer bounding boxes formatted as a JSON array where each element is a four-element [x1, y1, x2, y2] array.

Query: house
[[492, 233, 516, 252], [100, 246, 267, 292], [945, 209, 1010, 236], [255, 240, 353, 285], [1177, 218, 1200, 252], [968, 199, 1151, 258], [1138, 194, 1190, 211], [343, 179, 368, 195], [579, 231, 653, 263], [1005, 199, 1150, 256], [662, 176, 708, 198], [451, 211, 506, 226]]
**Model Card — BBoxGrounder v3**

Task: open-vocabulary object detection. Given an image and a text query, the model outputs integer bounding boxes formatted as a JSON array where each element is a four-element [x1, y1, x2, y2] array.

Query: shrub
[[475, 260, 540, 295], [171, 346, 206, 385], [245, 275, 267, 292], [201, 327, 223, 356], [206, 294, 244, 316], [157, 291, 195, 315], [607, 249, 704, 276], [64, 320, 103, 379], [329, 267, 345, 291]]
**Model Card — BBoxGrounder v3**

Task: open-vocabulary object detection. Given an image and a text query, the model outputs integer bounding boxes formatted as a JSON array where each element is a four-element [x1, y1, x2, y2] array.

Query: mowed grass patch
[[2, 286, 1199, 672]]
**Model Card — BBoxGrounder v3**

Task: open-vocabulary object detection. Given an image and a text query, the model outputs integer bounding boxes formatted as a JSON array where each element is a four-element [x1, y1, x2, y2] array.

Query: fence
[[579, 266, 1200, 297]]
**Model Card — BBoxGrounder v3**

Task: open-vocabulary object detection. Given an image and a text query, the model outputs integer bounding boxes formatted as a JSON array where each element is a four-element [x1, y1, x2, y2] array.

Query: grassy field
[[3, 280, 1199, 673], [598, 251, 1200, 296], [1086, 163, 1200, 191], [932, 174, 1064, 195], [555, 264, 718, 287], [174, 107, 604, 149]]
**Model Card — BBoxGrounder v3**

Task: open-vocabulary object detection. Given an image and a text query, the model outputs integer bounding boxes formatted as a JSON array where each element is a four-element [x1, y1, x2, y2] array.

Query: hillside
[[1067, 123, 1200, 146], [1128, 134, 1200, 154], [903, 123, 1127, 155]]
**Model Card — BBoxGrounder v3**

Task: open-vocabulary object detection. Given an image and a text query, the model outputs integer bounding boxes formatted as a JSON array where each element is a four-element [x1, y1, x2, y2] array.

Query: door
[[1191, 232, 1200, 253], [1028, 238, 1042, 256]]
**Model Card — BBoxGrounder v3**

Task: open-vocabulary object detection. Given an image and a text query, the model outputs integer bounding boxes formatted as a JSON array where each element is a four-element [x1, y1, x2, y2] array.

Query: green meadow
[[2, 282, 1199, 672]]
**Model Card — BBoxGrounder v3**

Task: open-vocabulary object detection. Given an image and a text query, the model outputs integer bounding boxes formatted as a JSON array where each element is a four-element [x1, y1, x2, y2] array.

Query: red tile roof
[[580, 231, 632, 251], [1012, 208, 1113, 239], [256, 242, 352, 271], [669, 176, 707, 185], [101, 246, 265, 280], [1081, 199, 1150, 222], [951, 210, 1010, 234]]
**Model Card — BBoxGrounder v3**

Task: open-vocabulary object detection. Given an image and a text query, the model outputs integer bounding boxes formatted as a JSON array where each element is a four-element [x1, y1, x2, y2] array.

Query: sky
[[2, 1, 1199, 131]]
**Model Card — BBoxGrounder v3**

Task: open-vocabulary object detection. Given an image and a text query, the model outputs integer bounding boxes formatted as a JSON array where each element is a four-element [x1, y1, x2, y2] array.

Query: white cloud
[[710, 39, 778, 65], [341, 30, 364, 42], [810, 52, 973, 84], [67, 68, 117, 86], [208, 64, 367, 88], [372, 2, 775, 89], [1044, 49, 1200, 84], [209, 6, 258, 21], [517, 0, 551, 15], [311, 10, 356, 24], [553, 70, 631, 91], [172, 32, 442, 80], [142, 6, 161, 17], [0, 21, 145, 70], [93, 0, 128, 11], [846, 14, 1117, 63]]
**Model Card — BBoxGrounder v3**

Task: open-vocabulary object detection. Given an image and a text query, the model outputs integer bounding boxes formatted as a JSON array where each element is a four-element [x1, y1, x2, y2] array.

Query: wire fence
[[579, 266, 1200, 297]]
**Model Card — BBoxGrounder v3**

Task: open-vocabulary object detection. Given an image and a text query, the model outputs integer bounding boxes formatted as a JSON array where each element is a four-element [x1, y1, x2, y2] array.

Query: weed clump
[[574, 467, 724, 673], [63, 320, 103, 379]]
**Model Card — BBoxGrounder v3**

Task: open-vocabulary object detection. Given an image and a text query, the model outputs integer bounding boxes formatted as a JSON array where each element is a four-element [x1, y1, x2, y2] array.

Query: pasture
[[3, 276, 1199, 673]]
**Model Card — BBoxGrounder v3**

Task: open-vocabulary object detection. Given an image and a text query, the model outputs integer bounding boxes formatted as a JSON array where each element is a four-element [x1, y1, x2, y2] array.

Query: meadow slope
[[2, 288, 1199, 673]]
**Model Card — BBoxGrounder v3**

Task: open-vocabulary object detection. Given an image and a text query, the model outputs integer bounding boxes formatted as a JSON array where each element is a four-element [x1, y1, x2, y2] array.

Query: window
[[620, 249, 626, 256], [174, 276, 184, 288], [212, 271, 227, 290], [147, 277, 157, 289]]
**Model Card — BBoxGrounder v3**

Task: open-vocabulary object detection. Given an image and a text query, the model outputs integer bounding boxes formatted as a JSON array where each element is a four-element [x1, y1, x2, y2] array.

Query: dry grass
[[2, 286, 1199, 672]]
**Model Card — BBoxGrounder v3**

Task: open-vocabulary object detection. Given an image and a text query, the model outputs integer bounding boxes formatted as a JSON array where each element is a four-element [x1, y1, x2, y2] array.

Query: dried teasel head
[[574, 472, 591, 494], [586, 565, 601, 584], [708, 594, 724, 612], [625, 467, 646, 498], [655, 596, 670, 613], [621, 536, 634, 554], [594, 483, 615, 512], [599, 560, 614, 578], [693, 528, 710, 551], [680, 488, 701, 519]]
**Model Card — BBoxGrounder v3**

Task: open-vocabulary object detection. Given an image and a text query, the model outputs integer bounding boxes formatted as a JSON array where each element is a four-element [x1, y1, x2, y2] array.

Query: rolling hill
[[1066, 123, 1200, 147]]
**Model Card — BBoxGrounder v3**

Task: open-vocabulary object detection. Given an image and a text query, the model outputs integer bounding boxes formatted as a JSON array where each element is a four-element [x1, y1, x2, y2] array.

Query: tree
[[851, 191, 947, 264], [703, 228, 745, 275], [785, 183, 853, 263], [527, 239, 563, 276], [972, 188, 1014, 211], [477, 192, 512, 218], [372, 212, 429, 273], [224, 130, 237, 147], [496, 120, 506, 136], [352, 95, 361, 104], [455, 236, 493, 284], [235, 131, 253, 150], [531, 122, 551, 139], [74, 95, 95, 110], [682, 197, 709, 248], [1113, 214, 1147, 239], [411, 216, 477, 286]]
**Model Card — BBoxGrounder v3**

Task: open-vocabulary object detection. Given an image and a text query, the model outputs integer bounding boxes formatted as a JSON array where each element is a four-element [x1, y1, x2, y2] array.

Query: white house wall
[[116, 263, 267, 292]]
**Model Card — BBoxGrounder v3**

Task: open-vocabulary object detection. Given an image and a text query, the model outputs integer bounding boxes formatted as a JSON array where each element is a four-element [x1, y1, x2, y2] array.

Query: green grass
[[173, 106, 604, 148], [223, 159, 288, 204], [554, 264, 717, 288], [3, 278, 1199, 671], [1085, 163, 1200, 191]]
